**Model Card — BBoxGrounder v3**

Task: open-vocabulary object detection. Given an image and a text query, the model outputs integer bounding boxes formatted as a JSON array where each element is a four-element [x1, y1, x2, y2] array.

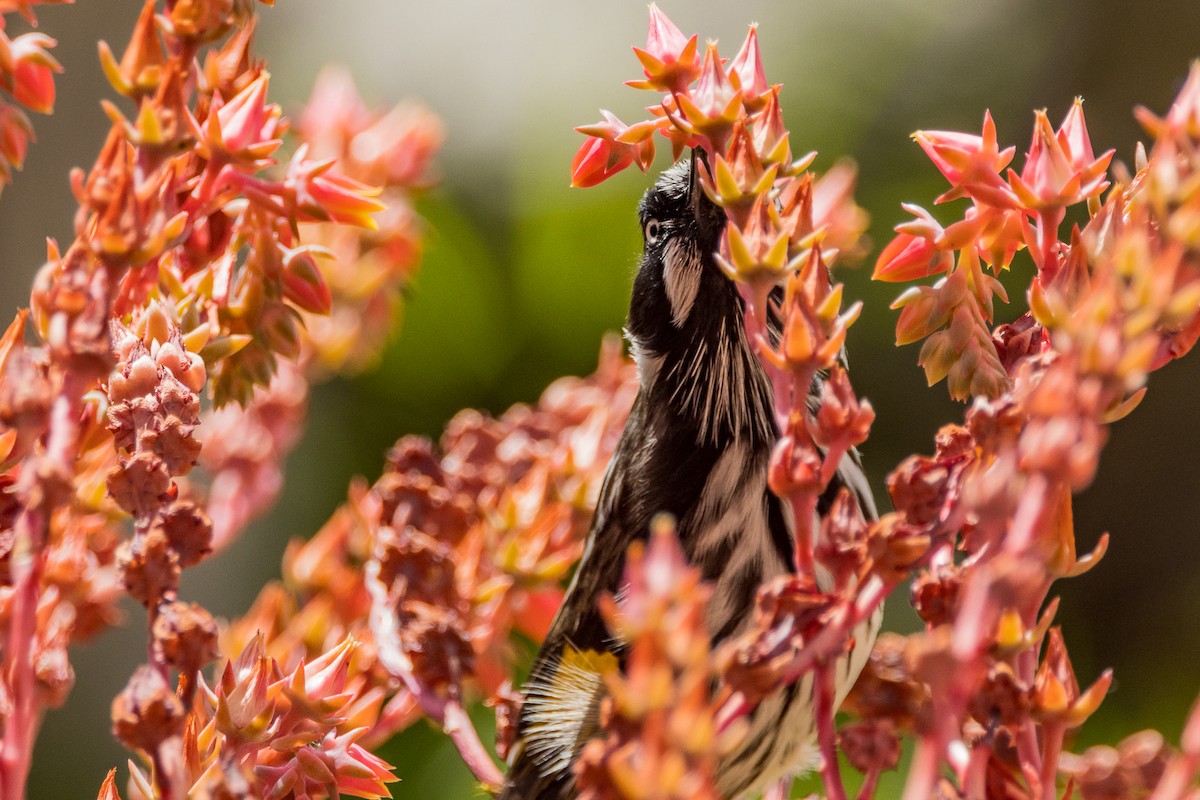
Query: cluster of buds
[[574, 10, 880, 799], [572, 9, 1200, 800], [874, 99, 1115, 399], [0, 0, 61, 189], [571, 4, 867, 311], [205, 340, 637, 793], [195, 67, 441, 548], [575, 521, 730, 800], [849, 63, 1200, 800], [0, 1, 441, 798], [106, 312, 222, 742]]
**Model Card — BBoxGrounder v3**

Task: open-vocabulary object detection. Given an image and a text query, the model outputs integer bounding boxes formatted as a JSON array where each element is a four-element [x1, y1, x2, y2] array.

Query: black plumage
[[499, 160, 877, 800]]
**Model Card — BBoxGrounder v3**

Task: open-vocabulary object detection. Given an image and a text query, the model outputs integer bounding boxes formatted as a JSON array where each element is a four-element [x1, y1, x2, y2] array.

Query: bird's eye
[[644, 218, 662, 245]]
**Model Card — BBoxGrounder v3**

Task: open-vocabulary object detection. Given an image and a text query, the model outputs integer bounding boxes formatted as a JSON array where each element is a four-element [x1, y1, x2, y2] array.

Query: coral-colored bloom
[[914, 111, 1017, 207], [1034, 628, 1112, 728], [298, 65, 371, 154], [675, 40, 743, 152], [97, 0, 163, 98], [874, 232, 941, 283], [1137, 61, 1200, 140], [206, 73, 282, 161], [571, 110, 656, 187], [285, 146, 385, 228], [728, 24, 770, 109], [702, 120, 777, 217], [628, 3, 699, 93], [714, 195, 795, 298], [1008, 103, 1112, 209], [0, 101, 32, 187], [6, 31, 61, 113]]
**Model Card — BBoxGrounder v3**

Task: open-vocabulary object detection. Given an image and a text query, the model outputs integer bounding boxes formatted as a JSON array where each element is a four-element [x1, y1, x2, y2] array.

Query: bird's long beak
[[687, 150, 700, 216]]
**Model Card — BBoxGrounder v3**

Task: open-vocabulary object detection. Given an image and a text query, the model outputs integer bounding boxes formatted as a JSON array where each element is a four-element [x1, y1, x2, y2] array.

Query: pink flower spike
[[1009, 109, 1100, 210], [676, 40, 743, 153], [1056, 98, 1113, 198], [9, 32, 62, 114], [0, 102, 33, 172], [212, 72, 281, 159], [914, 110, 1018, 208], [286, 145, 385, 228], [729, 24, 770, 109], [629, 4, 699, 93], [873, 232, 942, 283], [570, 135, 631, 187]]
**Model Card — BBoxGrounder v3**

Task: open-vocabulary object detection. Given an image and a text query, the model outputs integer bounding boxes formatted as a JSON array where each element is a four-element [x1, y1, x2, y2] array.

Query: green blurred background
[[4, 1, 1200, 796]]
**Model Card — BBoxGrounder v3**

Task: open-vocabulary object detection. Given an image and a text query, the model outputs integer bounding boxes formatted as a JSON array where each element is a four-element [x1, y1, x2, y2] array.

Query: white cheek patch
[[626, 331, 664, 389], [662, 238, 702, 328]]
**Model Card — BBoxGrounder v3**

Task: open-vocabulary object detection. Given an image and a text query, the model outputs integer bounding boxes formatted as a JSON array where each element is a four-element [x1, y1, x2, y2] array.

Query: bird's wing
[[498, 393, 649, 800]]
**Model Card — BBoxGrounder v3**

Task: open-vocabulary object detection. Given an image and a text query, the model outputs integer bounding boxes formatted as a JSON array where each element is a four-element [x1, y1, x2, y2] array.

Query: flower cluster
[[573, 9, 880, 798], [571, 4, 867, 311], [843, 64, 1200, 799], [569, 8, 1200, 800], [0, 0, 61, 190], [0, 1, 440, 798], [196, 66, 441, 549], [207, 339, 636, 794], [115, 635, 397, 800], [874, 99, 1115, 399], [574, 520, 729, 800]]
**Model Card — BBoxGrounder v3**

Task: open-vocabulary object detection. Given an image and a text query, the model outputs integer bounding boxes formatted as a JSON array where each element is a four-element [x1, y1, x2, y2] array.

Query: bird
[[499, 158, 880, 800]]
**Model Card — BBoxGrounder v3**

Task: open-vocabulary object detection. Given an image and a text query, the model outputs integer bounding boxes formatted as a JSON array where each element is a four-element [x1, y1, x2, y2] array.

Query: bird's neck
[[631, 304, 776, 448]]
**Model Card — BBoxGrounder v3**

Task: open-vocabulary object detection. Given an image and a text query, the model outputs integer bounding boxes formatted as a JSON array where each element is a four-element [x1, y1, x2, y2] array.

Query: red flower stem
[[443, 699, 504, 790], [0, 541, 42, 800], [908, 470, 1056, 799], [738, 285, 783, 422], [716, 575, 893, 734], [962, 742, 989, 799], [814, 661, 848, 800], [1038, 720, 1064, 800], [1, 360, 92, 800], [737, 281, 824, 577], [819, 439, 851, 490], [789, 489, 817, 579], [903, 735, 945, 800], [856, 766, 881, 800], [906, 575, 996, 798], [1015, 717, 1042, 781], [1005, 473, 1050, 555], [364, 559, 503, 788], [1033, 207, 1065, 282], [151, 744, 177, 800], [1149, 754, 1200, 800]]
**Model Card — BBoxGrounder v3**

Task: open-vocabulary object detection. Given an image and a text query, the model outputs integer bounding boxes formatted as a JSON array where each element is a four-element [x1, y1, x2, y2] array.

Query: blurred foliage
[[5, 1, 1200, 797]]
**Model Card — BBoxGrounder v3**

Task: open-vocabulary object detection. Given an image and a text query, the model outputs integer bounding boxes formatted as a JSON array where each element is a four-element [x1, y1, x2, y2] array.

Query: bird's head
[[626, 157, 739, 357]]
